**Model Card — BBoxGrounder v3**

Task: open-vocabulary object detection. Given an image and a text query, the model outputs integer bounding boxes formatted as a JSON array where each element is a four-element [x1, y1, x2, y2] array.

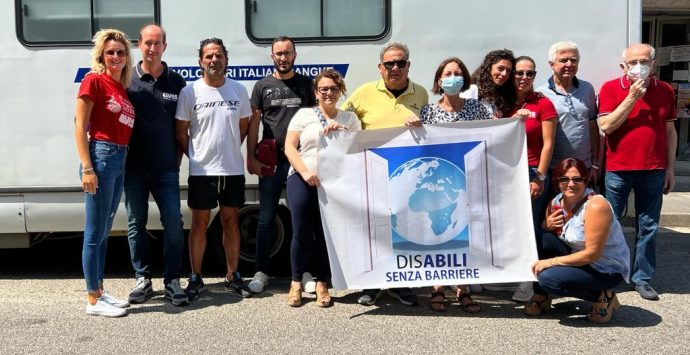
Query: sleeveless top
[[553, 188, 630, 282]]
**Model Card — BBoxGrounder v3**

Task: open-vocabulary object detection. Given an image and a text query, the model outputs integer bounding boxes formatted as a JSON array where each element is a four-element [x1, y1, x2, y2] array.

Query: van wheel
[[206, 205, 292, 275]]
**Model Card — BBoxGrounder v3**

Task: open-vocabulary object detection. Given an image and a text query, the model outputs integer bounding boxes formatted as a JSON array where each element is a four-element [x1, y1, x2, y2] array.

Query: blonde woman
[[74, 29, 135, 317], [284, 69, 361, 307]]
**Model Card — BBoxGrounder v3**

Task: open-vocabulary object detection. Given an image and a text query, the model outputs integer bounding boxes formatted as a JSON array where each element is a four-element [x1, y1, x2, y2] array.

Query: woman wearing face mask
[[461, 49, 517, 118], [507, 56, 558, 302], [420, 57, 492, 313], [284, 69, 361, 308]]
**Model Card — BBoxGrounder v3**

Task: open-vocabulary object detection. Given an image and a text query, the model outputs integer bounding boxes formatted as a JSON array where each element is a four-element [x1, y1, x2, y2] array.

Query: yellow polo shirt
[[340, 79, 429, 129]]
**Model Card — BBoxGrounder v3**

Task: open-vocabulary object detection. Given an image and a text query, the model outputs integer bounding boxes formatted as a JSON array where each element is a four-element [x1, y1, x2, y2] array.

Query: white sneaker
[[512, 282, 534, 302], [101, 291, 130, 308], [302, 272, 316, 294], [86, 298, 127, 317], [248, 272, 269, 294]]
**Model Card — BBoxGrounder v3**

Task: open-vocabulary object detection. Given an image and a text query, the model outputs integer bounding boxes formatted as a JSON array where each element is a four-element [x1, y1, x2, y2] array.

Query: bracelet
[[82, 168, 94, 173], [591, 165, 599, 169]]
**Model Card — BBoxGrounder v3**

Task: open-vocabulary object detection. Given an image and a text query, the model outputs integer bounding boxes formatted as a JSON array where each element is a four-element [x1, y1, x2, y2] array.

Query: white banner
[[317, 118, 538, 290]]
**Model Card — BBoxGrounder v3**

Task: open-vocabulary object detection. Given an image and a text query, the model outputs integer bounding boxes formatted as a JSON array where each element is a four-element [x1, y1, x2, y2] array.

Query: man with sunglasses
[[341, 42, 429, 307], [246, 36, 316, 294], [537, 41, 600, 196], [597, 43, 677, 301], [124, 25, 188, 306]]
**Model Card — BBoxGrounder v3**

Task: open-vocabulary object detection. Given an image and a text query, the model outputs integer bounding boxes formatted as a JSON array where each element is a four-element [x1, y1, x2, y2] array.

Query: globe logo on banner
[[388, 157, 469, 246], [367, 141, 485, 251]]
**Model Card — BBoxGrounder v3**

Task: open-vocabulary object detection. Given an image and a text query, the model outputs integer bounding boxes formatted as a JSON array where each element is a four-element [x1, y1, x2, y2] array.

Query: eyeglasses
[[625, 59, 652, 67], [104, 49, 127, 57], [382, 60, 408, 70], [515, 70, 537, 79], [273, 50, 295, 57], [557, 176, 586, 185], [317, 86, 340, 94]]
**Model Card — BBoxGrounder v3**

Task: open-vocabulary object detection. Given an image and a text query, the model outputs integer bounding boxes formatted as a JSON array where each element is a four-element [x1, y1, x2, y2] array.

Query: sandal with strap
[[524, 294, 552, 316], [287, 283, 303, 307], [456, 289, 480, 314], [587, 290, 620, 324], [430, 290, 447, 312], [315, 284, 332, 308]]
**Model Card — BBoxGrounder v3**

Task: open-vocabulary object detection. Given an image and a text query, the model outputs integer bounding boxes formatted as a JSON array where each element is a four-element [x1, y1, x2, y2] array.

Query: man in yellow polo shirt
[[341, 42, 429, 307]]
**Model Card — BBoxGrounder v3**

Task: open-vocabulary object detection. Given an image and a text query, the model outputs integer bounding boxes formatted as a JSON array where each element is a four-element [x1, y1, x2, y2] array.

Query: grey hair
[[379, 42, 410, 62], [622, 43, 656, 60], [548, 41, 579, 62]]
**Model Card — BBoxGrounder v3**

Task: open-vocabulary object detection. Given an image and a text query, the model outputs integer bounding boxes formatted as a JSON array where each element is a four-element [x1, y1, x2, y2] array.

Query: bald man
[[125, 25, 188, 306], [597, 43, 677, 301]]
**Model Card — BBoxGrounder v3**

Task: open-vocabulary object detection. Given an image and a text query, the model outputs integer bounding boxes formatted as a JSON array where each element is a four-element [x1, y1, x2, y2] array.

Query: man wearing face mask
[[597, 43, 677, 301], [341, 42, 429, 307]]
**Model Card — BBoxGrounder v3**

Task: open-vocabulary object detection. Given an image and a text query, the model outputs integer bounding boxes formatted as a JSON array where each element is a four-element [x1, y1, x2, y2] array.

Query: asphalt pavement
[[1, 227, 689, 354]]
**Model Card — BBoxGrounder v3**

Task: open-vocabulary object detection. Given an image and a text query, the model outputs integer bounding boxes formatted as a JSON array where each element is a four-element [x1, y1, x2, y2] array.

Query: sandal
[[430, 290, 447, 312], [587, 290, 620, 324], [287, 283, 303, 307], [524, 294, 552, 316], [315, 283, 332, 308], [456, 288, 480, 313]]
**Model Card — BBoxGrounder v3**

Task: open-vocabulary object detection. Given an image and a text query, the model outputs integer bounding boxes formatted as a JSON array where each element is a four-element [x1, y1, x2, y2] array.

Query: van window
[[16, 0, 158, 46], [246, 0, 389, 42]]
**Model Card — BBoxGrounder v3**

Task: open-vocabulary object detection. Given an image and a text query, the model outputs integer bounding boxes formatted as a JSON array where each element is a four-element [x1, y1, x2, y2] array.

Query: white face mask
[[627, 63, 651, 82]]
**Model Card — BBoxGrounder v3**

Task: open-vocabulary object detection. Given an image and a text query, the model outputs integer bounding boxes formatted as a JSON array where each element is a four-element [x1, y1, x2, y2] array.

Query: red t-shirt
[[509, 92, 557, 166], [77, 73, 135, 145], [598, 76, 676, 171]]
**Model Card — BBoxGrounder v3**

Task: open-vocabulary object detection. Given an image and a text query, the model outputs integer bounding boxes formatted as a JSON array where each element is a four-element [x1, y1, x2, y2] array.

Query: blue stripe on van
[[74, 64, 349, 83]]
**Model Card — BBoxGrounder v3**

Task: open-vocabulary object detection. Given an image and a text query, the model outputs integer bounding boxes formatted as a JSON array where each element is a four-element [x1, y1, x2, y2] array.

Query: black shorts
[[188, 175, 245, 210]]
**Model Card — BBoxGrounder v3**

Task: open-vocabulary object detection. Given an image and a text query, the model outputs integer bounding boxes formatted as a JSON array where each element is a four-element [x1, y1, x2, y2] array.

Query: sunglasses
[[317, 86, 340, 94], [104, 49, 127, 57], [557, 176, 586, 185], [382, 60, 408, 70], [515, 70, 536, 79]]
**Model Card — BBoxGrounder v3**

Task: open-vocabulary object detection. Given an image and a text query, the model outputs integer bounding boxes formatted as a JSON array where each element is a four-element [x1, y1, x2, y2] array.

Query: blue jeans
[[529, 167, 548, 230], [125, 171, 184, 284], [287, 173, 330, 282], [255, 159, 290, 273], [82, 141, 127, 292], [605, 170, 665, 285], [534, 231, 624, 301]]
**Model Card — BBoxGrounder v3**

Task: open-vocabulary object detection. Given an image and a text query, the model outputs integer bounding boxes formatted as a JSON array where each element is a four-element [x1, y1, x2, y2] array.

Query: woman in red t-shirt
[[74, 29, 135, 318], [509, 56, 557, 302]]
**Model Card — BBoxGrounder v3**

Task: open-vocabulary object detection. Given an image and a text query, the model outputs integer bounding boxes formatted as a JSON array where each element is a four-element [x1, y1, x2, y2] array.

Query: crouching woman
[[526, 158, 630, 323]]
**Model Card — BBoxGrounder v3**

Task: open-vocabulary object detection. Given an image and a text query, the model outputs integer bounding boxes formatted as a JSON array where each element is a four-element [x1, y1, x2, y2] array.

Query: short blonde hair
[[90, 29, 133, 88]]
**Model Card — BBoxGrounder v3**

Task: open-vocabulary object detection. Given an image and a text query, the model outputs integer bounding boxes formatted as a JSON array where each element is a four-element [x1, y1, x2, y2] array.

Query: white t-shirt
[[287, 108, 361, 176], [176, 79, 251, 176]]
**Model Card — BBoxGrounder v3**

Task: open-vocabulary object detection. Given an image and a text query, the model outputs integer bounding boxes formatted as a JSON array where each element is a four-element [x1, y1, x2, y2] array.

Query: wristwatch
[[535, 172, 546, 182]]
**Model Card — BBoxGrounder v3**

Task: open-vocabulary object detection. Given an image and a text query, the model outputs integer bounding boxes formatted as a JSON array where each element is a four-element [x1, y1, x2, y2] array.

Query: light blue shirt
[[536, 77, 598, 168], [554, 189, 630, 282]]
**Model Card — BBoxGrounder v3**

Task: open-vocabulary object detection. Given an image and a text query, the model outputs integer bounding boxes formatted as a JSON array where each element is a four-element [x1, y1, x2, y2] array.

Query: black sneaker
[[224, 272, 252, 298], [164, 279, 189, 306], [387, 288, 419, 306], [185, 273, 206, 300], [128, 277, 153, 304]]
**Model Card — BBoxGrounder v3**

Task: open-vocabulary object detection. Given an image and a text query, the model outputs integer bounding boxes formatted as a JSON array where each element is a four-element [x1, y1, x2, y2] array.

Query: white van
[[0, 0, 641, 267]]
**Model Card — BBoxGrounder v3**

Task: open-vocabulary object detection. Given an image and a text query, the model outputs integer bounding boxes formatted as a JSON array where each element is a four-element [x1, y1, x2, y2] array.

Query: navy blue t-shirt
[[126, 62, 187, 174]]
